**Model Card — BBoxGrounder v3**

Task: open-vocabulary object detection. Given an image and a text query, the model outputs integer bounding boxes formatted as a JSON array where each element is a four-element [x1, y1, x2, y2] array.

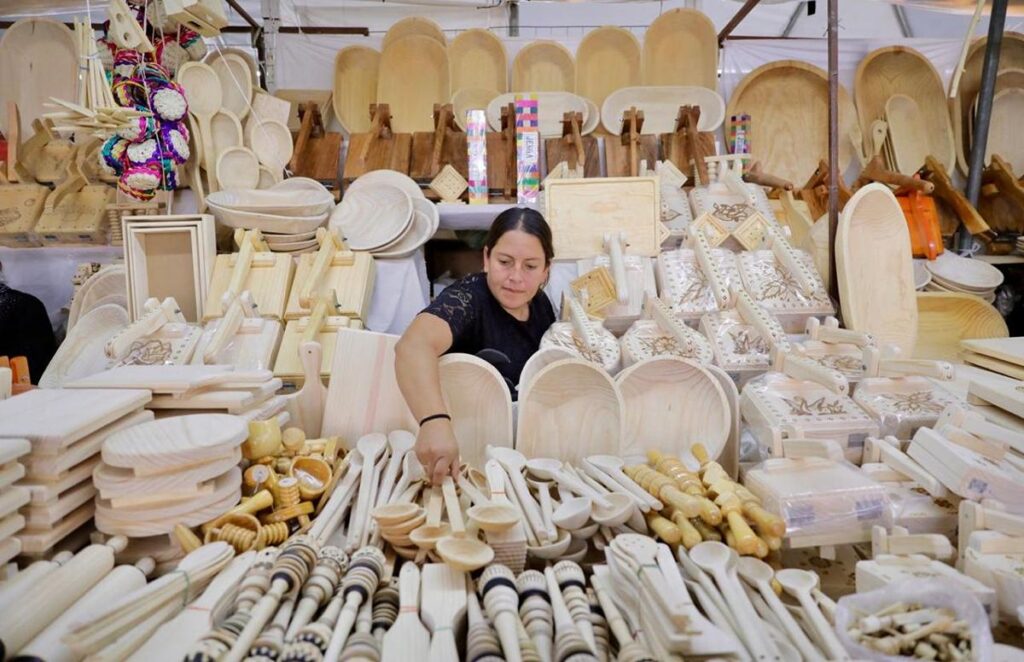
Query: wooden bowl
[[527, 529, 573, 559], [380, 510, 427, 536], [289, 456, 331, 501], [467, 502, 520, 532], [382, 532, 414, 548], [436, 536, 494, 572], [409, 521, 451, 550], [373, 502, 422, 527]]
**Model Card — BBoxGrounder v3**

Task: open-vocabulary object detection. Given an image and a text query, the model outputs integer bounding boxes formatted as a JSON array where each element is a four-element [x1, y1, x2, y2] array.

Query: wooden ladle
[[775, 568, 849, 661]]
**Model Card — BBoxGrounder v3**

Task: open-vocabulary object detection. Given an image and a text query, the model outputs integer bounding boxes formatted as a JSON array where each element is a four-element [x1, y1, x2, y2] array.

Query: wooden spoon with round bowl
[[409, 486, 451, 552], [436, 477, 494, 572]]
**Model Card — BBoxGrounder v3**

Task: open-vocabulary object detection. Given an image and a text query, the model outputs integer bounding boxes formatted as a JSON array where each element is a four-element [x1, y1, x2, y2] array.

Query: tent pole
[[960, 0, 1009, 251], [827, 0, 839, 303], [782, 2, 807, 37], [718, 0, 762, 45]]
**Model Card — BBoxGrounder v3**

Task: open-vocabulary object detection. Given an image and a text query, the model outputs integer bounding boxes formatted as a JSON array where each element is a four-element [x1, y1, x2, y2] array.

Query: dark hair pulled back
[[483, 207, 555, 265]]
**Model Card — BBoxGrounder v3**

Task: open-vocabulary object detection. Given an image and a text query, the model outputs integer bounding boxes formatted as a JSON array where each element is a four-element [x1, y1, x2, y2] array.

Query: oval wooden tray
[[725, 60, 856, 185], [615, 356, 728, 461], [330, 184, 413, 251], [885, 94, 932, 175], [511, 40, 576, 93], [438, 353, 513, 468], [486, 91, 589, 138], [206, 187, 334, 217], [205, 47, 260, 90], [378, 35, 451, 133], [449, 28, 508, 95], [209, 52, 254, 121], [854, 45, 955, 173], [915, 292, 1008, 361], [516, 358, 624, 464], [206, 201, 328, 234], [953, 32, 1024, 173], [641, 8, 717, 89], [211, 110, 244, 156], [333, 46, 380, 134], [452, 87, 501, 131], [249, 119, 293, 170], [382, 16, 446, 49], [0, 18, 77, 136], [374, 203, 438, 259], [983, 87, 1024, 172], [602, 85, 724, 135], [837, 183, 917, 356], [575, 26, 641, 119]]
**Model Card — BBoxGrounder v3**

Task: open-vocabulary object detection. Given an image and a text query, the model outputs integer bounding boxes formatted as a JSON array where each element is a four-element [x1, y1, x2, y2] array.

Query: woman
[[395, 208, 556, 484]]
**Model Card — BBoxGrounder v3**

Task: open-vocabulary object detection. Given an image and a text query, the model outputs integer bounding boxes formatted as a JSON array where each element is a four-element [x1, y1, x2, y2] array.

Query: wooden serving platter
[[320, 328, 417, 442], [837, 183, 918, 356], [21, 410, 154, 482], [736, 249, 833, 332], [616, 356, 728, 461], [915, 292, 1008, 361], [602, 86, 724, 135], [575, 27, 642, 120], [511, 40, 576, 92], [516, 358, 623, 464], [378, 35, 450, 133], [382, 16, 447, 49], [204, 252, 295, 321], [438, 353, 513, 468], [641, 8, 717, 89], [854, 46, 955, 173], [725, 60, 856, 185], [449, 29, 508, 95], [544, 177, 666, 259], [102, 414, 247, 473], [0, 183, 48, 247]]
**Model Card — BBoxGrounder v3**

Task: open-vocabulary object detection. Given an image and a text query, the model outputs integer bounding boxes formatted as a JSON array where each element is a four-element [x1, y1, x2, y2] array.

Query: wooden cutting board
[[438, 354, 513, 468], [0, 389, 151, 453], [146, 378, 281, 413], [65, 365, 273, 394], [21, 457, 99, 505], [320, 328, 416, 442], [961, 337, 1024, 368], [21, 410, 154, 482], [22, 481, 95, 528], [95, 467, 240, 523], [17, 502, 93, 554], [0, 438, 31, 466], [0, 18, 77, 137], [101, 413, 247, 473]]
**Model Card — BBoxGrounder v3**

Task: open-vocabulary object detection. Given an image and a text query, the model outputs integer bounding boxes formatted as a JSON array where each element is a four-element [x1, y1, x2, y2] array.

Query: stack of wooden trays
[[330, 171, 439, 259], [93, 414, 246, 540], [924, 251, 1003, 304], [962, 337, 1024, 381], [205, 179, 333, 235], [0, 439, 31, 564], [0, 388, 152, 557]]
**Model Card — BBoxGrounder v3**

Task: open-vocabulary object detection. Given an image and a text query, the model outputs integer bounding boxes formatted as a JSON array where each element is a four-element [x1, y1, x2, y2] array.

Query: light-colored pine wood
[[383, 16, 447, 49], [0, 18, 77, 137], [215, 146, 260, 190], [21, 481, 94, 528], [438, 353, 513, 468], [20, 457, 99, 505], [915, 292, 1008, 361], [486, 91, 588, 138], [94, 449, 239, 498], [212, 109, 247, 155], [961, 351, 1024, 380], [96, 467, 240, 523], [983, 87, 1024, 172], [641, 9, 717, 89], [66, 365, 272, 393], [576, 27, 641, 122], [374, 204, 436, 258], [16, 502, 93, 554], [452, 87, 500, 131], [855, 45, 955, 173], [616, 356, 729, 461], [330, 184, 412, 251], [962, 337, 1024, 367], [209, 52, 253, 121], [332, 46, 380, 134], [511, 40, 576, 93], [101, 414, 247, 472], [382, 561, 431, 659], [378, 35, 450, 133], [602, 85, 724, 135], [283, 238, 375, 320], [725, 60, 856, 185], [320, 327, 416, 442], [450, 28, 508, 95], [147, 378, 280, 413], [885, 94, 932, 175], [273, 313, 360, 381], [176, 63, 223, 189], [544, 176, 666, 259], [281, 341, 327, 434], [836, 183, 918, 356], [249, 119, 293, 172], [204, 252, 295, 321], [516, 358, 624, 464]]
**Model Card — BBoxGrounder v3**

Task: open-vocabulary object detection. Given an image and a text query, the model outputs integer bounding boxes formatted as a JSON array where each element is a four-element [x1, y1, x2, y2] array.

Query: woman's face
[[483, 229, 550, 312]]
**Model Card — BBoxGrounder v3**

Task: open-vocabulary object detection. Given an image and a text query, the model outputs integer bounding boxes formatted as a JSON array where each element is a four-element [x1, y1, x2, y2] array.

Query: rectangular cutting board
[[64, 365, 272, 394], [0, 389, 151, 452]]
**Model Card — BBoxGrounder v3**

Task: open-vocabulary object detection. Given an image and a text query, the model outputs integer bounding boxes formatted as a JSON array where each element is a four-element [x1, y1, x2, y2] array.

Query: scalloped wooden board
[[378, 35, 450, 133], [21, 410, 154, 482], [576, 26, 641, 117], [101, 413, 247, 474], [333, 46, 380, 134], [516, 358, 623, 464], [438, 354, 513, 468], [914, 292, 1008, 361], [96, 467, 240, 523], [641, 8, 717, 89], [837, 183, 918, 356], [449, 29, 507, 94], [20, 457, 99, 505], [0, 389, 151, 453], [511, 40, 576, 92]]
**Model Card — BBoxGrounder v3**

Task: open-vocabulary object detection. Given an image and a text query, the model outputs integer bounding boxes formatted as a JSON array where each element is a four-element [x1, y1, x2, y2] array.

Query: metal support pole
[[718, 0, 762, 45], [961, 0, 1009, 251], [782, 2, 806, 38], [892, 5, 914, 38], [827, 0, 839, 303], [509, 1, 519, 37], [260, 0, 280, 91]]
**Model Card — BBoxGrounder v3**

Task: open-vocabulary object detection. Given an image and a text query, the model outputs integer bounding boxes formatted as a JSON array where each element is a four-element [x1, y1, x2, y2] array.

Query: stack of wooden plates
[[0, 439, 31, 564], [205, 178, 334, 235], [94, 414, 246, 539], [333, 171, 438, 258], [0, 388, 152, 556], [263, 228, 319, 255], [912, 259, 932, 291], [924, 251, 1003, 303]]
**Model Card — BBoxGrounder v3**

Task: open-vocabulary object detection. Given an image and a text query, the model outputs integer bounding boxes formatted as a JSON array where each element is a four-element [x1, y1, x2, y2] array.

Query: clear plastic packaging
[[853, 377, 960, 439], [835, 579, 993, 661]]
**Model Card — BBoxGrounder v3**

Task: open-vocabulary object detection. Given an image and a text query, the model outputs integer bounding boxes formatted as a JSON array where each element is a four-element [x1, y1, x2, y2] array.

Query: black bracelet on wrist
[[419, 413, 452, 426]]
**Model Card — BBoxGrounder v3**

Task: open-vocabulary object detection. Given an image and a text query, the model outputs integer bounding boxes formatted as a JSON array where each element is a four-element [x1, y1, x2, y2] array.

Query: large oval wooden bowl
[[576, 26, 641, 119], [641, 8, 717, 90], [914, 292, 1008, 361], [438, 353, 513, 468], [333, 46, 380, 134], [511, 40, 575, 93], [449, 28, 508, 94]]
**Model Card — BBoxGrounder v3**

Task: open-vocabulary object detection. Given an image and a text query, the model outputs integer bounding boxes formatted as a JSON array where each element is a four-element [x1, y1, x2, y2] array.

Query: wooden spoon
[[381, 562, 431, 660], [585, 455, 662, 511], [526, 458, 612, 509], [487, 446, 550, 542], [527, 477, 558, 541], [373, 502, 421, 527], [176, 63, 223, 193], [375, 430, 416, 508], [283, 341, 326, 436], [410, 486, 451, 551], [552, 494, 592, 530], [737, 557, 820, 662], [437, 477, 494, 571], [388, 451, 426, 505], [347, 433, 388, 551], [775, 569, 849, 660], [526, 529, 572, 560]]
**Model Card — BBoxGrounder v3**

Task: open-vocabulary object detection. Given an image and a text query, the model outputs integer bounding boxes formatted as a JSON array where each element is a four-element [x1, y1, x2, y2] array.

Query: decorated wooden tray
[[641, 8, 717, 89], [837, 183, 918, 356], [438, 353, 513, 468], [737, 249, 833, 332], [283, 229, 375, 321], [602, 86, 724, 136], [575, 27, 641, 119], [511, 40, 576, 92], [654, 245, 740, 324], [915, 292, 1008, 361], [699, 309, 776, 377], [725, 60, 856, 185], [740, 373, 880, 463], [0, 183, 48, 247], [793, 340, 868, 383], [854, 376, 960, 439], [449, 28, 508, 95], [689, 181, 777, 233], [378, 35, 450, 133], [619, 295, 715, 368], [516, 357, 624, 463], [616, 356, 728, 460], [332, 46, 380, 134], [382, 16, 447, 49], [540, 321, 621, 374], [486, 92, 589, 138], [854, 45, 955, 173]]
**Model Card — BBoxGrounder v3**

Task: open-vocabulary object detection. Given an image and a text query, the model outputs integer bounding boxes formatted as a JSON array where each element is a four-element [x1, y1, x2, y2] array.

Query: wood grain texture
[[961, 337, 1024, 367], [725, 60, 856, 185], [449, 29, 507, 95], [616, 356, 728, 461], [332, 185, 412, 250], [511, 40, 576, 93], [333, 46, 380, 134], [575, 27, 641, 123], [837, 183, 918, 356], [147, 379, 280, 412], [21, 409, 153, 482], [102, 413, 247, 473], [204, 252, 295, 322], [94, 449, 240, 497], [378, 35, 451, 133], [641, 9, 717, 89], [854, 45, 955, 173], [516, 358, 624, 464], [885, 94, 932, 175], [96, 467, 240, 522], [984, 88, 1024, 172], [438, 353, 513, 468], [382, 16, 447, 49], [0, 18, 77, 136], [17, 502, 92, 554], [914, 292, 1008, 361], [320, 327, 416, 443], [283, 250, 374, 320]]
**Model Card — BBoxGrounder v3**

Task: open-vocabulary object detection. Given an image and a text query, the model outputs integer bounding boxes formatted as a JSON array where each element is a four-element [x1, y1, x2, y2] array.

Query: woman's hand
[[414, 419, 461, 485]]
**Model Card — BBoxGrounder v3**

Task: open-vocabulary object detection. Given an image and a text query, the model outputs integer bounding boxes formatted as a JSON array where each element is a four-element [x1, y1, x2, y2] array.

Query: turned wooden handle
[[668, 510, 703, 548], [204, 297, 246, 363], [742, 501, 785, 538], [862, 156, 934, 193], [645, 512, 682, 545], [774, 350, 849, 395]]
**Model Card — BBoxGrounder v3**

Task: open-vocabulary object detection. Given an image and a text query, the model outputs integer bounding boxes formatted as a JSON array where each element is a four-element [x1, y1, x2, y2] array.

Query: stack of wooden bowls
[[924, 251, 1003, 304], [205, 178, 334, 240], [330, 171, 439, 259]]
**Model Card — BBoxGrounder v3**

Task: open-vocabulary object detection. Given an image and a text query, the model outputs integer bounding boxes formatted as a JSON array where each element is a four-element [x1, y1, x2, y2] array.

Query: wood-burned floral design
[[120, 339, 172, 366], [712, 202, 755, 225], [816, 354, 864, 375], [639, 335, 683, 356], [728, 327, 768, 355], [750, 261, 801, 301], [877, 391, 945, 415], [781, 395, 848, 417]]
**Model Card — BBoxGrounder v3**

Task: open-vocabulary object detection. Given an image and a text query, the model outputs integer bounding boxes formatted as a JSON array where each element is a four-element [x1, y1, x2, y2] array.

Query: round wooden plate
[[576, 26, 642, 114], [511, 40, 575, 93], [602, 85, 724, 135], [102, 414, 248, 471], [516, 358, 624, 464], [449, 28, 507, 94], [215, 146, 261, 190], [249, 119, 294, 171], [333, 45, 380, 134], [382, 16, 446, 49], [925, 250, 1004, 291], [378, 35, 450, 133], [347, 170, 424, 199], [912, 259, 932, 290], [438, 353, 513, 468], [210, 110, 244, 157], [210, 52, 254, 120], [331, 184, 413, 251], [642, 8, 717, 89], [452, 87, 501, 131], [373, 208, 433, 258]]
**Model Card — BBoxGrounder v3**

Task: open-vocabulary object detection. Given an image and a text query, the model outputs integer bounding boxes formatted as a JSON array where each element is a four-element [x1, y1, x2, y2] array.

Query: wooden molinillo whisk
[[517, 570, 553, 662], [322, 546, 386, 662], [544, 566, 598, 662], [285, 546, 348, 641], [553, 561, 598, 655], [246, 598, 296, 661], [479, 564, 525, 662], [370, 581, 399, 643], [466, 586, 503, 662]]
